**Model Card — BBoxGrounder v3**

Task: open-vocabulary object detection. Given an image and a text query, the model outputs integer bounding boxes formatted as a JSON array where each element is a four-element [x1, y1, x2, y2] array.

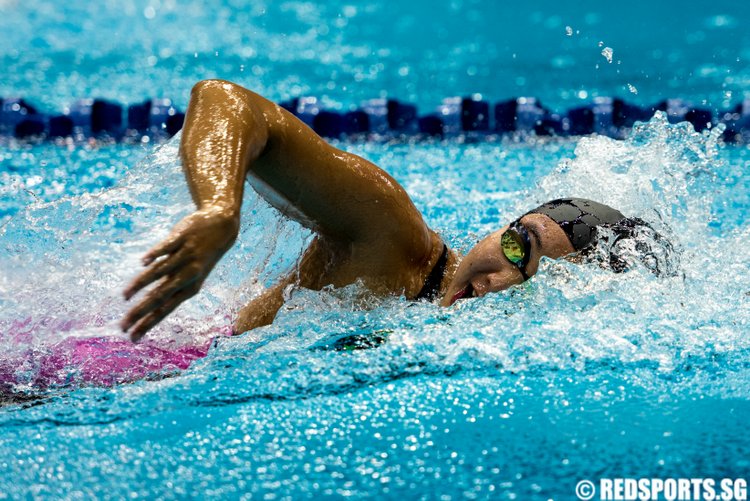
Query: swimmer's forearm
[[179, 80, 270, 220]]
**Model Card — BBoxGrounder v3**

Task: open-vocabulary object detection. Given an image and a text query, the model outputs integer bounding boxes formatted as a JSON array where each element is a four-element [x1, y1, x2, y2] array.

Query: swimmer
[[121, 79, 670, 341]]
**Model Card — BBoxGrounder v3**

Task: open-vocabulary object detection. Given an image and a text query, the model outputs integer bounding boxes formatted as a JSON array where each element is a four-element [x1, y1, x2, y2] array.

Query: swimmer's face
[[441, 213, 575, 306]]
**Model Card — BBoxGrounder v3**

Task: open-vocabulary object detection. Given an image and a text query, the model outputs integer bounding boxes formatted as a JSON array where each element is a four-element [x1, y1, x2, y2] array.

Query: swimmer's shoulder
[[203, 81, 434, 266]]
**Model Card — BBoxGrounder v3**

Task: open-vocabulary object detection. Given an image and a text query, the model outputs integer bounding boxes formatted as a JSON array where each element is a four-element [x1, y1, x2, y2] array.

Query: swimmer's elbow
[[234, 284, 287, 334], [185, 79, 270, 157], [233, 310, 274, 334], [190, 78, 243, 97], [190, 79, 268, 113], [190, 79, 266, 114]]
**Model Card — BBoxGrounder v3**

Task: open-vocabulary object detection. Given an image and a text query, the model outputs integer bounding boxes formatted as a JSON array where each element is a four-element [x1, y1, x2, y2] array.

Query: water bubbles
[[551, 55, 575, 69], [565, 26, 573, 36], [705, 14, 736, 29], [627, 83, 638, 95], [240, 47, 257, 58], [601, 47, 613, 63]]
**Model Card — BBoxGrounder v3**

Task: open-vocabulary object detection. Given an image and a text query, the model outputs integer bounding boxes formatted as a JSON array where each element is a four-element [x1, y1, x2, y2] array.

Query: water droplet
[[705, 14, 735, 28], [601, 47, 613, 63], [565, 26, 573, 36], [627, 83, 638, 95]]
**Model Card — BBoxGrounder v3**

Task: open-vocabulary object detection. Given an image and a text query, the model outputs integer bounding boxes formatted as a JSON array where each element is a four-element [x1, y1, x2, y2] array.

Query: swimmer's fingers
[[122, 274, 192, 335], [142, 231, 186, 265], [124, 248, 190, 300], [129, 286, 199, 342]]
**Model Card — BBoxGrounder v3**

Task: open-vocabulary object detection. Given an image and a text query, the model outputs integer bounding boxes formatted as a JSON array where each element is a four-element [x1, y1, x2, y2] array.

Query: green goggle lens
[[501, 230, 526, 264]]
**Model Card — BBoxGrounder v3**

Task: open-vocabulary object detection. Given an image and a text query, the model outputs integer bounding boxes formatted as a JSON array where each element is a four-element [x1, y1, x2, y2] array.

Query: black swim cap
[[521, 198, 677, 276], [526, 198, 626, 251]]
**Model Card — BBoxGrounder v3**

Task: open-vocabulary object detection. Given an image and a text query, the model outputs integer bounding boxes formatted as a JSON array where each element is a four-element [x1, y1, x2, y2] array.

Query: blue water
[[1, 0, 749, 112], [2, 116, 749, 499], [2, 1, 750, 500]]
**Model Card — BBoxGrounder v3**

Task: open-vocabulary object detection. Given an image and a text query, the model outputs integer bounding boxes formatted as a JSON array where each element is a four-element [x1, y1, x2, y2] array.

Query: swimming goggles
[[500, 220, 531, 281]]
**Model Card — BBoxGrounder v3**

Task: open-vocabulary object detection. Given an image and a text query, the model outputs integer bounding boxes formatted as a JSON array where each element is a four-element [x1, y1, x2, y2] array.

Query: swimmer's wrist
[[196, 205, 241, 234], [198, 203, 238, 218]]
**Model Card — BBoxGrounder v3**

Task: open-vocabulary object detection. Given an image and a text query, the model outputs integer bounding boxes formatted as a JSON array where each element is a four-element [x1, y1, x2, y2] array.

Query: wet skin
[[440, 213, 575, 306], [121, 79, 576, 341]]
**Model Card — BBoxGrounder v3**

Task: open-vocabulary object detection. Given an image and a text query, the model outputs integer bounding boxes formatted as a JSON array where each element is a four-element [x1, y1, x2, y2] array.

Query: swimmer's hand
[[121, 208, 240, 341]]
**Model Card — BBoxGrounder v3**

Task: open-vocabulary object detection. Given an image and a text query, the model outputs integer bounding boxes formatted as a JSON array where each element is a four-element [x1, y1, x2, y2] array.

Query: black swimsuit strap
[[415, 244, 449, 301]]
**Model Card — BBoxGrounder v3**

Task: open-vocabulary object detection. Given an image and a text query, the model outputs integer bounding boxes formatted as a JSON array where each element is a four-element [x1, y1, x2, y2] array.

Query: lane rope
[[1, 95, 747, 143]]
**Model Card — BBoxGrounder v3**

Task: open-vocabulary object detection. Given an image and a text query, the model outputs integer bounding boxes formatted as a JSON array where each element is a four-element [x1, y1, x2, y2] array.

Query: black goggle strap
[[501, 221, 531, 281]]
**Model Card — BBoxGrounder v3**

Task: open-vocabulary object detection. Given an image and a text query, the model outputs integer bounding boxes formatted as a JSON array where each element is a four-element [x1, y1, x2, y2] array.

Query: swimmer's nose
[[475, 269, 523, 296]]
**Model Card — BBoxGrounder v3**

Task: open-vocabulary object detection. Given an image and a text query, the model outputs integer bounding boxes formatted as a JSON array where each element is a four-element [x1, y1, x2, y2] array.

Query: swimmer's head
[[441, 198, 672, 305]]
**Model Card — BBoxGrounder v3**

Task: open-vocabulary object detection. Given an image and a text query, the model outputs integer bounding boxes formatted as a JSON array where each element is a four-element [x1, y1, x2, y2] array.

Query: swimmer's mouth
[[449, 283, 474, 305]]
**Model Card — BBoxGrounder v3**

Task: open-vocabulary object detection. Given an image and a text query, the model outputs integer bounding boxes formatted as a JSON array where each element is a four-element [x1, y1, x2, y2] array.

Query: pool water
[[2, 0, 750, 112], [2, 1, 750, 499], [2, 115, 749, 498]]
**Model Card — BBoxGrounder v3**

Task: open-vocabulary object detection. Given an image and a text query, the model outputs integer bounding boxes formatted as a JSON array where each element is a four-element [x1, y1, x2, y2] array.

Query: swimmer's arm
[[123, 79, 432, 340], [122, 80, 271, 341], [179, 79, 429, 254], [252, 104, 430, 250], [234, 237, 333, 333], [178, 79, 269, 221], [234, 276, 293, 333]]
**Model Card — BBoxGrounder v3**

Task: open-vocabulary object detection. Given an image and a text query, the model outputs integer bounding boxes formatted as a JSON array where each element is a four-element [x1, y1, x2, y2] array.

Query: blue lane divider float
[[1, 94, 749, 144]]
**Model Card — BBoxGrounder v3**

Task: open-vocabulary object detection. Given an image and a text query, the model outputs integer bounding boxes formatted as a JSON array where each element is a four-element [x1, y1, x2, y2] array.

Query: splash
[[199, 112, 746, 402], [0, 133, 310, 397], [0, 114, 747, 403]]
